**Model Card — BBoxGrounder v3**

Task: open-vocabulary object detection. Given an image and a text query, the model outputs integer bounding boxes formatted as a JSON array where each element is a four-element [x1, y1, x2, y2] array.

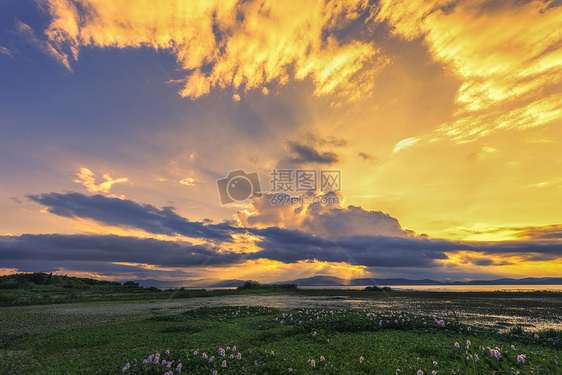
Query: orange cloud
[[14, 19, 73, 70], [73, 167, 128, 193], [40, 0, 386, 101], [179, 177, 195, 186], [378, 0, 562, 144], [38, 0, 561, 144]]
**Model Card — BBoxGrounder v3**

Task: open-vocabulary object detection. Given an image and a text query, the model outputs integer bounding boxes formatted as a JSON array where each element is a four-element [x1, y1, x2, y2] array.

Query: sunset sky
[[1, 0, 561, 285]]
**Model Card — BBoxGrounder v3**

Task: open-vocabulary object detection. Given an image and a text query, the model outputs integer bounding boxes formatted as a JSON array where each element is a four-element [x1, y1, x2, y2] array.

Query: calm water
[[300, 284, 562, 292], [392, 284, 562, 292], [199, 285, 562, 292]]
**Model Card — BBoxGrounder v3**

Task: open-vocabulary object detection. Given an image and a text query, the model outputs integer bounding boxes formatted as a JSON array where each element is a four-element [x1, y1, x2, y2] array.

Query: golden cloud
[[39, 0, 385, 101], [377, 0, 562, 143], [179, 177, 195, 186], [36, 0, 561, 142], [73, 167, 128, 193]]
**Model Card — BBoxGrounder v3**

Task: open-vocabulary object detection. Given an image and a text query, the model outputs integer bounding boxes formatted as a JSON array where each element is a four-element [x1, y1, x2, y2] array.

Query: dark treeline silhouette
[[236, 280, 298, 291], [0, 272, 148, 291]]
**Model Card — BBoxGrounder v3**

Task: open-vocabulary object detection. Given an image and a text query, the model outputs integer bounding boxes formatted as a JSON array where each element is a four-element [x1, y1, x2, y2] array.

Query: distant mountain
[[134, 278, 249, 289], [134, 275, 562, 288], [209, 279, 249, 287], [135, 279, 180, 289], [274, 275, 562, 287], [279, 276, 347, 286], [277, 276, 442, 286], [349, 278, 441, 286]]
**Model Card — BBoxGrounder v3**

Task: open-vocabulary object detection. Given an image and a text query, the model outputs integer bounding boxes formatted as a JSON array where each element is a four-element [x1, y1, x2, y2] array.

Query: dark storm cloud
[[0, 234, 243, 267], [512, 224, 562, 240], [462, 240, 562, 255], [248, 228, 449, 267], [357, 152, 374, 161], [248, 229, 562, 267], [284, 141, 339, 166], [455, 254, 512, 267], [0, 258, 178, 278], [21, 191, 562, 272], [27, 192, 240, 241], [471, 258, 502, 266]]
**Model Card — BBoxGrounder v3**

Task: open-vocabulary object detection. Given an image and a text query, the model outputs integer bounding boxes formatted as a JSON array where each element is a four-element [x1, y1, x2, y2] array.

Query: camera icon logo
[[217, 170, 262, 205]]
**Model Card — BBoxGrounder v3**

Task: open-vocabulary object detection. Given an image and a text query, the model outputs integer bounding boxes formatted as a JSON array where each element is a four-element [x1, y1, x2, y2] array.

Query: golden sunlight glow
[[179, 259, 368, 284], [378, 0, 562, 143], [442, 251, 562, 279], [110, 262, 181, 272], [0, 268, 19, 276]]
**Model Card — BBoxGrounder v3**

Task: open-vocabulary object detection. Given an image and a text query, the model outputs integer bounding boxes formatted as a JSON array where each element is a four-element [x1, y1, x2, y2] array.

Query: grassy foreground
[[1, 302, 561, 374]]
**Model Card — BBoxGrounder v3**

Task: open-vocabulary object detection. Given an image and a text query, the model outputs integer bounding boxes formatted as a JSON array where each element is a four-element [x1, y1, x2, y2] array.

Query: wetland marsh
[[1, 290, 561, 374]]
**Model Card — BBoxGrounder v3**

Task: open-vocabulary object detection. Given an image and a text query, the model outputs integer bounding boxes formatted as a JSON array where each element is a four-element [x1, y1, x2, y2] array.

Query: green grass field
[[1, 292, 562, 375]]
